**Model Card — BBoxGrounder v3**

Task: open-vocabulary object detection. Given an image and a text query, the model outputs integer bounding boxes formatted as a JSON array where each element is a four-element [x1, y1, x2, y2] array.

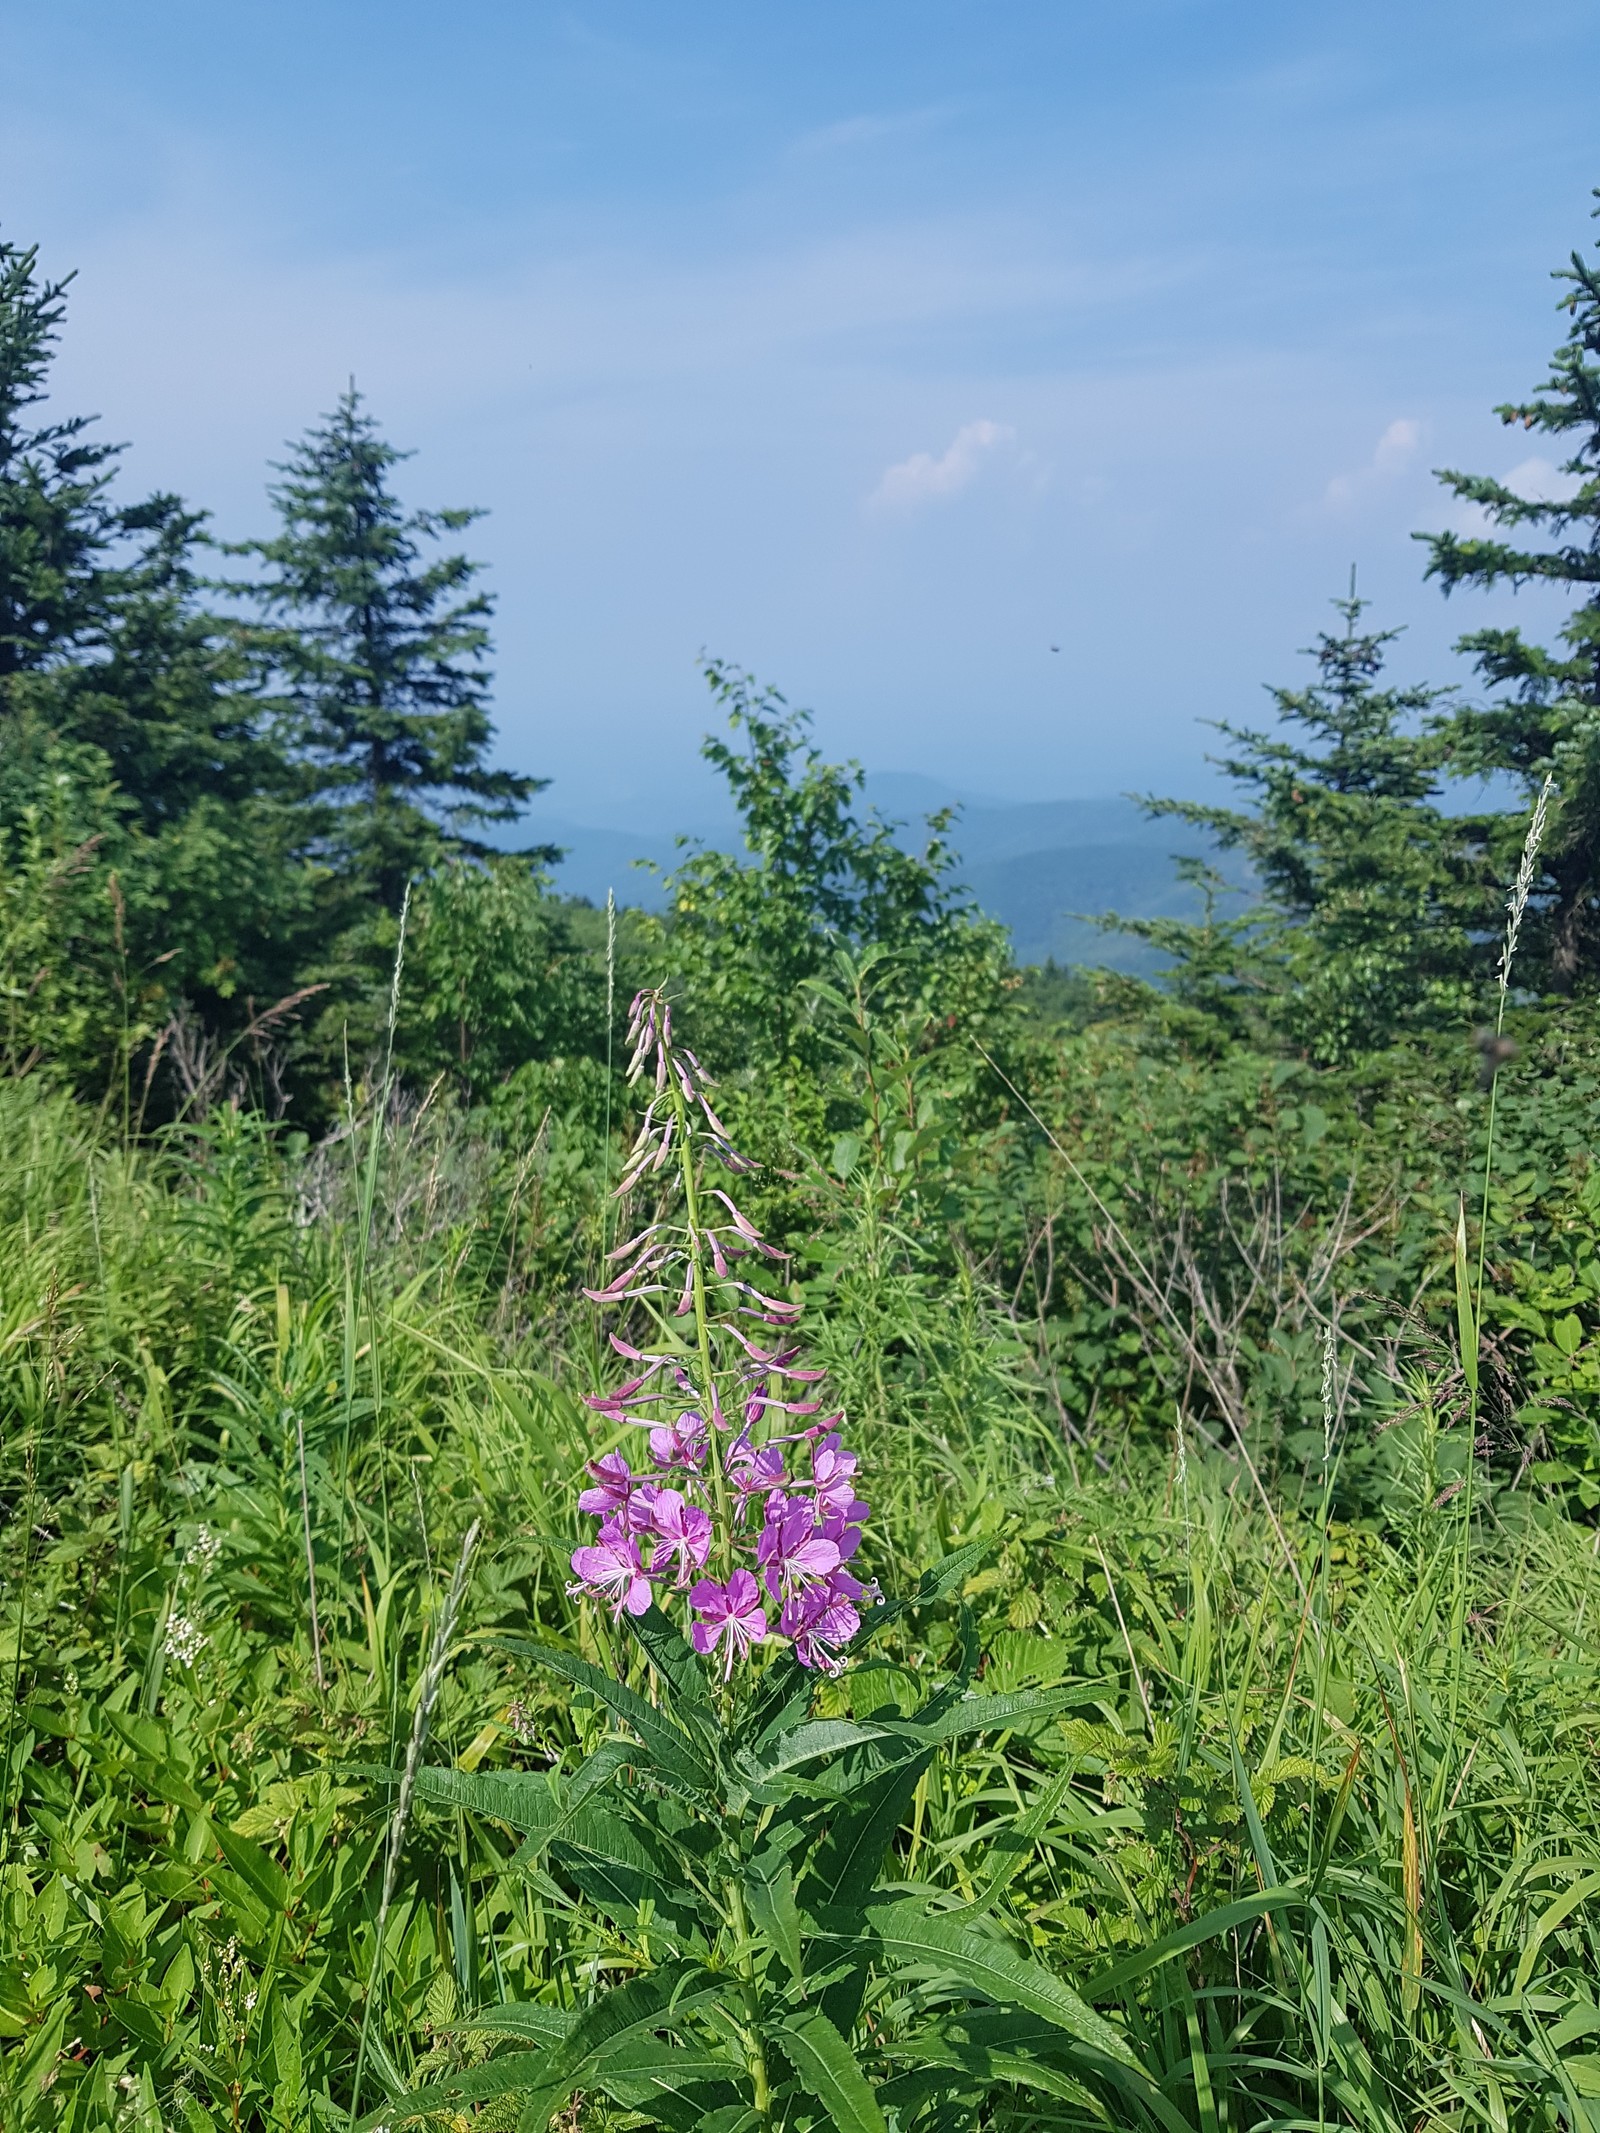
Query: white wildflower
[[163, 1614, 207, 1666], [185, 1525, 223, 1574]]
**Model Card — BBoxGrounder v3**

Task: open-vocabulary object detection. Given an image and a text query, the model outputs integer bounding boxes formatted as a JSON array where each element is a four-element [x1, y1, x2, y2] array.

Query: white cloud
[[1324, 416, 1420, 508], [1372, 416, 1421, 469], [1502, 454, 1580, 503], [867, 418, 1015, 512]]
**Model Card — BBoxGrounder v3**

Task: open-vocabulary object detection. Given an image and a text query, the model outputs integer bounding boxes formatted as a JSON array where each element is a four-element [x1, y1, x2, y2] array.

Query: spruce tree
[[0, 236, 125, 687], [0, 235, 314, 1035], [1420, 194, 1600, 988], [1136, 588, 1477, 1060], [239, 389, 545, 912]]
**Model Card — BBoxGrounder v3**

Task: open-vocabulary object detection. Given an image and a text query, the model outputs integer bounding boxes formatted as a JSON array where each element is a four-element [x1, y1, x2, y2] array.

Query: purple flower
[[578, 1451, 637, 1519], [578, 1454, 660, 1535], [756, 1498, 842, 1601], [810, 1433, 864, 1519], [648, 1409, 708, 1473], [648, 1488, 713, 1587], [569, 1522, 654, 1619], [820, 1509, 866, 1562], [689, 1569, 768, 1676], [727, 1435, 785, 1511], [781, 1569, 864, 1673]]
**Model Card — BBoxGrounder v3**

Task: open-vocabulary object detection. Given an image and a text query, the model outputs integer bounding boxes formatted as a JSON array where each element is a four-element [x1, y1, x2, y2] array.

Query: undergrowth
[[0, 1040, 1597, 2130]]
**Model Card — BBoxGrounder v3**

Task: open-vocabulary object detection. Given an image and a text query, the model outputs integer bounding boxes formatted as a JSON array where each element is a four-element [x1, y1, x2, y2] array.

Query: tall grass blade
[[349, 1513, 481, 2125]]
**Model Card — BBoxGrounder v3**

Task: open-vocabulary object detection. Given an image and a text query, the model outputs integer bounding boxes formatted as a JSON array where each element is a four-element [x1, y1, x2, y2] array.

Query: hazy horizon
[[6, 0, 1596, 825]]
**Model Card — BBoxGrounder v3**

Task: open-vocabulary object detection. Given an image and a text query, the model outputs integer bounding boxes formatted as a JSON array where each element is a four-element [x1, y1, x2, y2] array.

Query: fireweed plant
[[364, 995, 1189, 2133], [570, 988, 874, 1681]]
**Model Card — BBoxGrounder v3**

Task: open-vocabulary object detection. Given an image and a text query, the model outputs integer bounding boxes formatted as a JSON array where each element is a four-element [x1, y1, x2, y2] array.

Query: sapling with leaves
[[361, 991, 1188, 2133]]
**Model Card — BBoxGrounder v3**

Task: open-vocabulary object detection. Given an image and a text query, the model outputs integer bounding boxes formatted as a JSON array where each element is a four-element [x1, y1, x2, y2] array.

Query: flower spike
[[572, 992, 868, 1677]]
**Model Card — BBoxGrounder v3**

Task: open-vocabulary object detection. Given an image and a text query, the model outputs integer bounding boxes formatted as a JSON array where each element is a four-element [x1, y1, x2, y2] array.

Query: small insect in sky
[[1050, 644, 1060, 652]]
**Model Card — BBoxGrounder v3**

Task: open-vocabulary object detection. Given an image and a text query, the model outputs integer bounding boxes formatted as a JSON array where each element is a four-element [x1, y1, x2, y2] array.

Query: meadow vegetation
[[2, 202, 1600, 2129]]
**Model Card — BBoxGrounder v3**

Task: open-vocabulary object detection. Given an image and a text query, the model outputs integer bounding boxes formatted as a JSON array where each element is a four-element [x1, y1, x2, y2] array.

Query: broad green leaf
[[559, 1844, 700, 1943], [271, 1993, 304, 2112], [776, 2006, 888, 2133], [626, 1603, 715, 1715], [210, 1820, 290, 1914], [543, 1801, 705, 1941], [589, 2038, 744, 2127], [916, 1540, 997, 1600], [887, 1683, 1099, 1746], [510, 1744, 640, 1875], [876, 2033, 1093, 2111], [399, 1763, 564, 1835], [552, 1800, 664, 1878], [570, 1736, 640, 1802], [737, 1651, 814, 1754]]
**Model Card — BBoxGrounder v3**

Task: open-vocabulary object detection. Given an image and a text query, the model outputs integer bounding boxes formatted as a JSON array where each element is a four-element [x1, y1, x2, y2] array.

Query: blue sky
[[5, 0, 1597, 832]]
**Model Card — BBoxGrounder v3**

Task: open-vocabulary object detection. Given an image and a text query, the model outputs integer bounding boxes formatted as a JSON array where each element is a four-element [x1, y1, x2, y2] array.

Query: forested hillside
[[3, 202, 1600, 2130]]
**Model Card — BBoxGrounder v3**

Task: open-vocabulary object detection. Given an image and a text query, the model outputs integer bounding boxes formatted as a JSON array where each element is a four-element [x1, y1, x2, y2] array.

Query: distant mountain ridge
[[510, 773, 1242, 969]]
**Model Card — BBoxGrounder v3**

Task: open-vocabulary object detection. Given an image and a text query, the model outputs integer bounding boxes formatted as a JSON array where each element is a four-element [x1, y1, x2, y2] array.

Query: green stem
[[670, 1076, 733, 1569], [725, 1874, 774, 2128], [1454, 974, 1510, 1723], [1472, 985, 1508, 1342]]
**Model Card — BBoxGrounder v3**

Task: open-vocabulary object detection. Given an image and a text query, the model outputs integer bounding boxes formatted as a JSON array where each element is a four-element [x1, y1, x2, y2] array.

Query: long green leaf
[[462, 2005, 572, 2047], [399, 1763, 564, 1835], [589, 2038, 744, 2127], [354, 2048, 546, 2128], [955, 1764, 1079, 1921], [736, 1716, 897, 1784], [626, 1603, 717, 1718], [856, 1901, 1140, 2070], [491, 1636, 715, 1796], [738, 1651, 818, 1754], [512, 1968, 714, 2133], [876, 2034, 1094, 2111], [858, 1542, 995, 1645], [1455, 1197, 1480, 1398], [745, 1848, 804, 1986], [806, 1750, 935, 1914], [776, 2007, 888, 2133], [888, 1682, 1100, 1746], [1085, 1888, 1298, 2001]]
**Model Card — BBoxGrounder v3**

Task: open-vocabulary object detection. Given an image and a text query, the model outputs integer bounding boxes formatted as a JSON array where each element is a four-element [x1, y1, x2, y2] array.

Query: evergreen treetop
[[1420, 193, 1600, 986], [0, 236, 318, 1034], [0, 236, 126, 684], [238, 388, 545, 911], [1135, 589, 1480, 1059]]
